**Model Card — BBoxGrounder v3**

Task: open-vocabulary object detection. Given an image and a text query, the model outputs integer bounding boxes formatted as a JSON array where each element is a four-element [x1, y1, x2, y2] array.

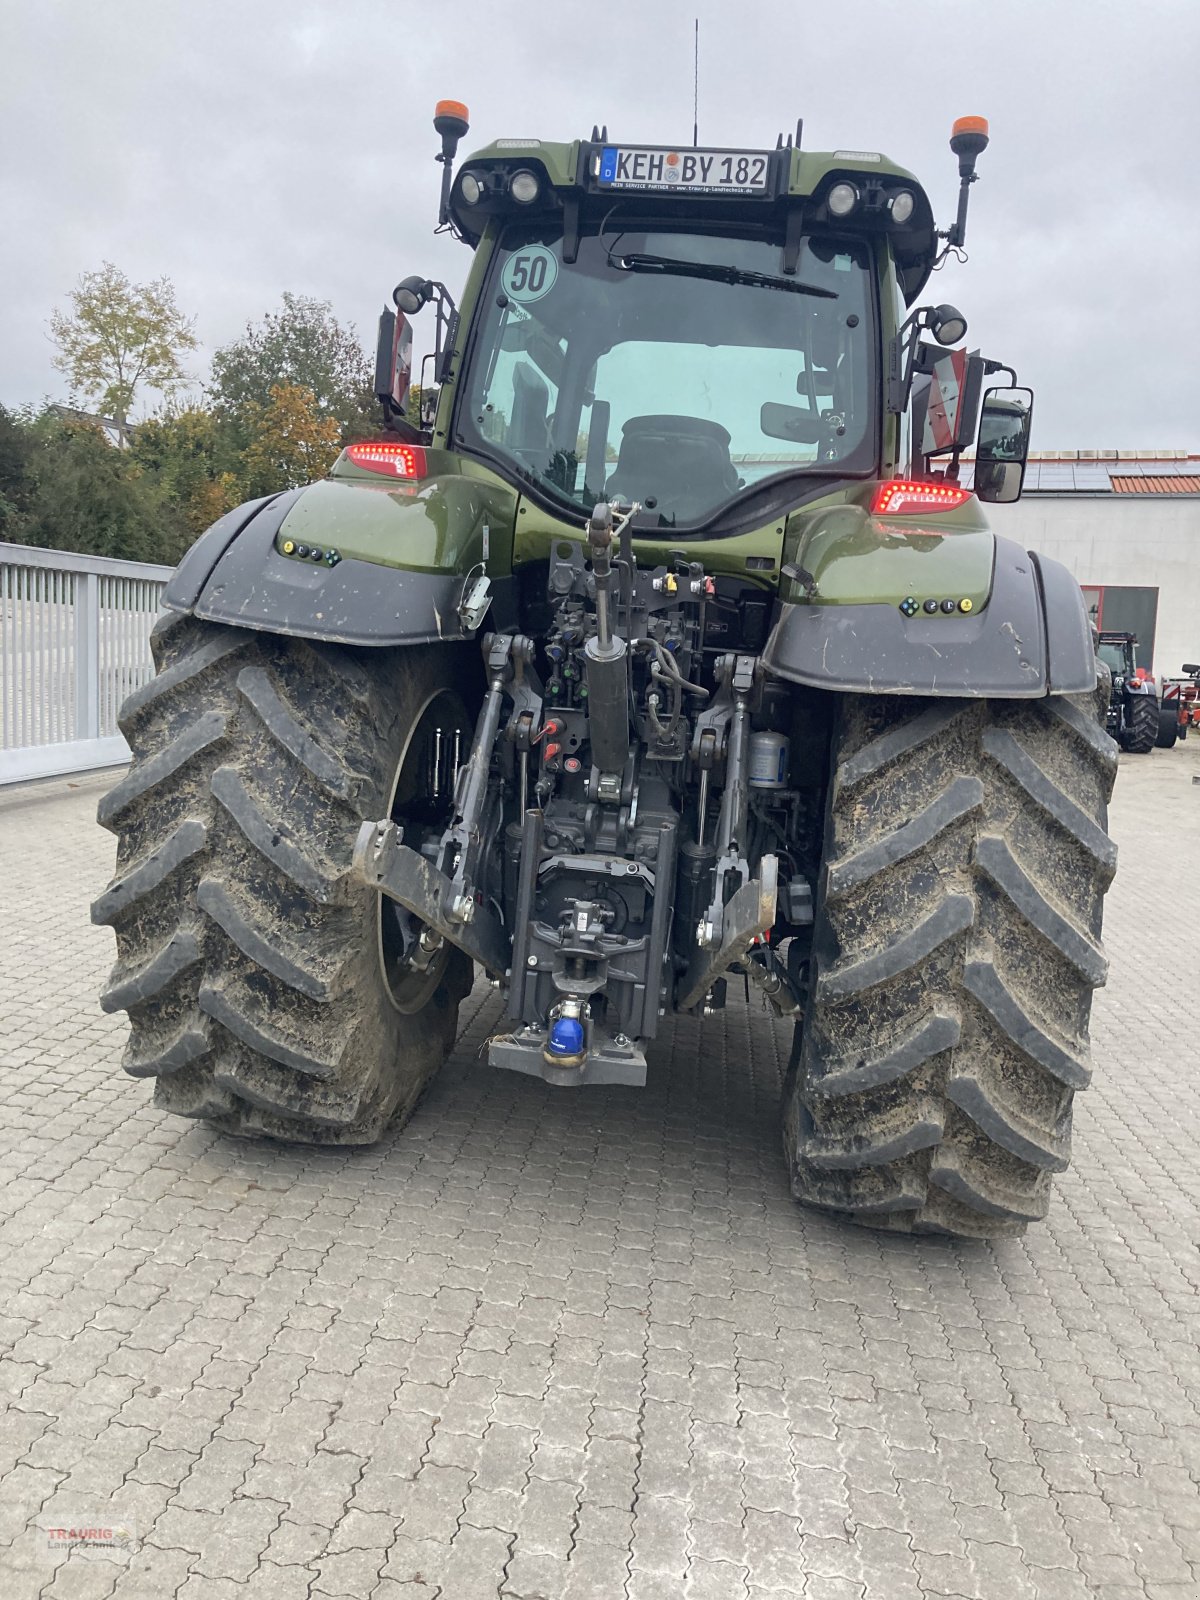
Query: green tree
[[2, 408, 174, 563], [49, 263, 197, 442], [211, 292, 375, 443], [0, 404, 38, 541], [129, 406, 241, 535], [240, 383, 342, 496]]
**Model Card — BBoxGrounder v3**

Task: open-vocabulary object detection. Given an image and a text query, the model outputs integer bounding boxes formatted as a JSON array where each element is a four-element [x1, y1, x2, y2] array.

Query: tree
[[129, 406, 241, 536], [0, 404, 38, 540], [240, 383, 342, 496], [211, 293, 375, 442], [49, 263, 197, 442], [2, 409, 173, 563]]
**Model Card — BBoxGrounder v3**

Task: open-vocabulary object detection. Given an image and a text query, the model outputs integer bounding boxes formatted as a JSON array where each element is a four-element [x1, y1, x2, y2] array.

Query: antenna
[[693, 19, 699, 147]]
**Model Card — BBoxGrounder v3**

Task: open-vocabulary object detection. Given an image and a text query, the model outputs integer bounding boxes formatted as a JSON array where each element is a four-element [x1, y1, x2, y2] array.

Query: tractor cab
[[372, 108, 1034, 532], [1097, 630, 1140, 685]]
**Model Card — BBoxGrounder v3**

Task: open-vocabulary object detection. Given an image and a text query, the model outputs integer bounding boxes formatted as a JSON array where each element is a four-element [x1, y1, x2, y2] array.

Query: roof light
[[433, 100, 470, 140], [509, 169, 540, 204], [889, 189, 915, 225], [459, 171, 483, 205], [872, 480, 973, 516], [827, 182, 859, 217], [950, 115, 990, 154], [346, 442, 428, 479]]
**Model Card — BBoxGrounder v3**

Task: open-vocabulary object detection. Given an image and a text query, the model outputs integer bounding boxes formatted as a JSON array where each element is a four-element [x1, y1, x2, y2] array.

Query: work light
[[510, 170, 540, 204]]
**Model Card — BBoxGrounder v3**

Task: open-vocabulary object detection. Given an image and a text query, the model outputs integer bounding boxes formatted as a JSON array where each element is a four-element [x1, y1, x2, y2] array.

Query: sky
[[2, 0, 1198, 450]]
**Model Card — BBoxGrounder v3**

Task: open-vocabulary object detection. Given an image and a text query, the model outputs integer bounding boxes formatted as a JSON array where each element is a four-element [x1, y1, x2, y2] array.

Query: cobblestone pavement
[[2, 742, 1199, 1600]]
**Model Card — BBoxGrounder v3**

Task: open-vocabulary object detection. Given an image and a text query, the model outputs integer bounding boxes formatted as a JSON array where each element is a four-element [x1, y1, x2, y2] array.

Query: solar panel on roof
[[1072, 466, 1113, 490]]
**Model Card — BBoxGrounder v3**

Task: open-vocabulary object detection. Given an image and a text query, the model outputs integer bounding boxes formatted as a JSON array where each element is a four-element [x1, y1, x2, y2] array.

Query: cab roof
[[449, 137, 940, 303]]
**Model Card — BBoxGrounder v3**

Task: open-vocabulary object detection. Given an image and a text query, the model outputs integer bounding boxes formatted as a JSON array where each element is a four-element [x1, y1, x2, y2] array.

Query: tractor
[[94, 104, 1117, 1238], [1096, 630, 1159, 753]]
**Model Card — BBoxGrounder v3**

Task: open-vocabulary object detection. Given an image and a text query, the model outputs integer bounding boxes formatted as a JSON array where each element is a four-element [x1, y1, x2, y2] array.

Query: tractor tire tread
[[784, 681, 1116, 1238], [1119, 694, 1158, 754], [94, 615, 470, 1143]]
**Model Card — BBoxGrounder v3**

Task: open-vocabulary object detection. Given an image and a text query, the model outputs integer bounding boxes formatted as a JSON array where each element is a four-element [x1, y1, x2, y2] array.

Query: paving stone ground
[[1, 741, 1198, 1600]]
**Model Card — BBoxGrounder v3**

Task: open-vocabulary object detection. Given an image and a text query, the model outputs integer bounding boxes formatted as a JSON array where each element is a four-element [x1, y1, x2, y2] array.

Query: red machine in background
[[1157, 663, 1200, 749]]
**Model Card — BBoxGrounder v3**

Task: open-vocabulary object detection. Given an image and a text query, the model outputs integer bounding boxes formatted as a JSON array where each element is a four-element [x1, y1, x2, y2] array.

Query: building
[[975, 451, 1200, 676]]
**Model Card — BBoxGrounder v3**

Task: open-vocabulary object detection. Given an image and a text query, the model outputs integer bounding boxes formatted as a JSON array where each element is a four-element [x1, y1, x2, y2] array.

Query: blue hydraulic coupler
[[545, 1016, 586, 1067]]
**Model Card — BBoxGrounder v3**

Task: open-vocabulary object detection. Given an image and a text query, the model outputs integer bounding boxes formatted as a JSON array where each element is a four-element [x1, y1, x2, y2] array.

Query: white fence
[[0, 542, 174, 785]]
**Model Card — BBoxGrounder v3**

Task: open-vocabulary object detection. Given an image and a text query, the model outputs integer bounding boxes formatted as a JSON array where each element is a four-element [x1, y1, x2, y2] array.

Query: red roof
[[1110, 475, 1200, 494]]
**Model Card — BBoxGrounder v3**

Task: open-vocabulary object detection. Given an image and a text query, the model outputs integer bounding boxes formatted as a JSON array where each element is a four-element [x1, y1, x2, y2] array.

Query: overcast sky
[[2, 0, 1198, 449]]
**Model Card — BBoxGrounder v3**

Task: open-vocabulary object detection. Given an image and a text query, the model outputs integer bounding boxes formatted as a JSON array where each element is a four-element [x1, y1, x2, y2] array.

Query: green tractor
[[94, 103, 1117, 1237]]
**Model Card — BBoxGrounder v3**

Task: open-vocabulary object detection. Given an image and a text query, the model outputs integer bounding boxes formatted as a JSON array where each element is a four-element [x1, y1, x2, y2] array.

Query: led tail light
[[872, 480, 973, 516], [345, 442, 428, 479]]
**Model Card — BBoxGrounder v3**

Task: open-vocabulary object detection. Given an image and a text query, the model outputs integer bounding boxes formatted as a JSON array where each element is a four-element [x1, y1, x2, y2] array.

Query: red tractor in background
[[1157, 663, 1200, 749], [1097, 631, 1160, 753]]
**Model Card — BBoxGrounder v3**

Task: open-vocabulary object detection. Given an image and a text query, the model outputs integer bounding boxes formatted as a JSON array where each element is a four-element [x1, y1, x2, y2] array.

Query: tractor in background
[[1097, 631, 1159, 753]]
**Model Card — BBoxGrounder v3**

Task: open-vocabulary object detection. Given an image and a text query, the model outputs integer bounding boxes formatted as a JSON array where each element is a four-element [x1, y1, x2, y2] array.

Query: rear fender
[[163, 474, 518, 647], [762, 525, 1096, 698]]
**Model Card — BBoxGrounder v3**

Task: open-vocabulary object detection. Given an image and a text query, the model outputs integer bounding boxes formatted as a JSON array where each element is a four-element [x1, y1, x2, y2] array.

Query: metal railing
[[0, 542, 174, 785]]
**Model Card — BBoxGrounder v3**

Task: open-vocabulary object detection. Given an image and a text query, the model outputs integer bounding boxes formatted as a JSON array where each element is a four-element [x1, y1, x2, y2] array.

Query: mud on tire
[[93, 614, 476, 1143], [783, 679, 1117, 1238]]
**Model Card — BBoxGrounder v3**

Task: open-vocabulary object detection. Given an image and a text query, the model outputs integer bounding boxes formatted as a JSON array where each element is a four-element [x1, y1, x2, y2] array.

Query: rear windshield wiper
[[611, 252, 838, 299]]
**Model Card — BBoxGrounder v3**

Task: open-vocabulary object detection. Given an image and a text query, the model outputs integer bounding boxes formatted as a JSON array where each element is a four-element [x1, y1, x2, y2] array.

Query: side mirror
[[374, 307, 413, 417], [391, 277, 460, 393], [975, 385, 1034, 504]]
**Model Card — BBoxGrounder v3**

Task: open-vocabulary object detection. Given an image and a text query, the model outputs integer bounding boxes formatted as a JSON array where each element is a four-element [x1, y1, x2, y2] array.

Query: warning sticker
[[923, 348, 968, 455]]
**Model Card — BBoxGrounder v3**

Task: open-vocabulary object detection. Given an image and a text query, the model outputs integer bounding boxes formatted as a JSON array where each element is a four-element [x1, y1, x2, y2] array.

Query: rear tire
[[1120, 694, 1158, 753], [1156, 705, 1179, 749], [783, 680, 1117, 1238], [93, 614, 477, 1143]]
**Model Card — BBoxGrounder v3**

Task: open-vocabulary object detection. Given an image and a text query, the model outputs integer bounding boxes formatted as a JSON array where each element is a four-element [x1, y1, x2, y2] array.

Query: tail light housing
[[345, 441, 428, 479], [872, 480, 973, 516]]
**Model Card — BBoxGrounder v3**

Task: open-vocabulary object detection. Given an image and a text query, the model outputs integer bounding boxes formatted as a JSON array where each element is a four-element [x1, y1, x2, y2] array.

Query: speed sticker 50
[[500, 246, 559, 304]]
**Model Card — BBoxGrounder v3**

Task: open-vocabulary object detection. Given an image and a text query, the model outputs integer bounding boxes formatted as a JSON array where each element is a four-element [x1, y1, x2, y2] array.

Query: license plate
[[598, 145, 771, 195]]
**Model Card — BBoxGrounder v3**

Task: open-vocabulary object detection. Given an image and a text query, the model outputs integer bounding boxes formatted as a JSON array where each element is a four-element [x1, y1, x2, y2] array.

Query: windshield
[[455, 226, 876, 527], [1098, 641, 1132, 676]]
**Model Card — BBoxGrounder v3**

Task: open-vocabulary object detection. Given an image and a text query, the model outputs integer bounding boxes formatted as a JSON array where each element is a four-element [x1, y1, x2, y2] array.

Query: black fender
[[761, 536, 1096, 698], [163, 491, 515, 647]]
